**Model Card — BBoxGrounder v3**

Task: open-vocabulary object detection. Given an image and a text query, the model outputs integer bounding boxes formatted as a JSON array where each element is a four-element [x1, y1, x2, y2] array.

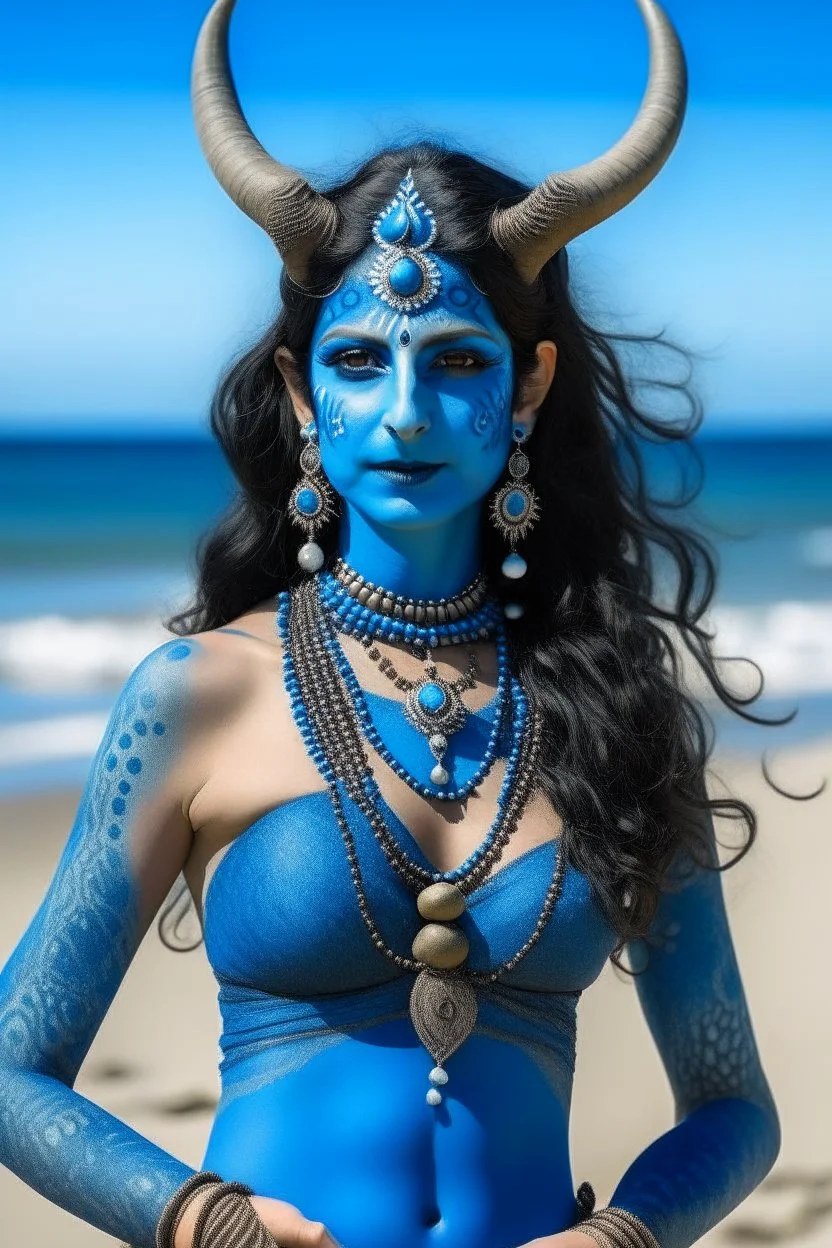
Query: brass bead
[[412, 922, 469, 969], [417, 882, 466, 921]]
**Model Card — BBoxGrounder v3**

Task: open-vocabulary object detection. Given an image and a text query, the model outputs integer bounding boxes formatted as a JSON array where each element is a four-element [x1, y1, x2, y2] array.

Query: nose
[[381, 354, 431, 443]]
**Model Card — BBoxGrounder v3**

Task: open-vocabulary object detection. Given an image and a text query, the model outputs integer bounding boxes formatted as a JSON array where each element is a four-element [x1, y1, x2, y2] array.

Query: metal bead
[[411, 922, 469, 969], [416, 882, 466, 921]]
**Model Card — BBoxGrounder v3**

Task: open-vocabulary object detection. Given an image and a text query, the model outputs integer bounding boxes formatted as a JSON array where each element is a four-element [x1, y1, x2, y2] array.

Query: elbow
[[760, 1094, 782, 1177]]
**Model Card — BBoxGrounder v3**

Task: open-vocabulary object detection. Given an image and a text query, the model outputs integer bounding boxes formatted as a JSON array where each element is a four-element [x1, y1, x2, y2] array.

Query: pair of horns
[[191, 0, 687, 286]]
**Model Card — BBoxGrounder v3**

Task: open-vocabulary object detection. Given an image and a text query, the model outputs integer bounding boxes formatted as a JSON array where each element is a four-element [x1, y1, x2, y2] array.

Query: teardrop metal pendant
[[409, 968, 478, 1066]]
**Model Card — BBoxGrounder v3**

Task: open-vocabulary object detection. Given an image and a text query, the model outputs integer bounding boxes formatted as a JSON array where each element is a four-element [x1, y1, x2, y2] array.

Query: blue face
[[308, 249, 515, 532]]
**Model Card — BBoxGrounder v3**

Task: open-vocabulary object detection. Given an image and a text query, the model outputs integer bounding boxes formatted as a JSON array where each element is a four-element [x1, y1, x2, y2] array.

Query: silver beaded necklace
[[279, 577, 568, 1107]]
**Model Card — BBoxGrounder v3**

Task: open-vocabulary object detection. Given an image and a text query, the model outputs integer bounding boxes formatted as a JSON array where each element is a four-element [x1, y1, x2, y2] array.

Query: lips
[[370, 460, 443, 484]]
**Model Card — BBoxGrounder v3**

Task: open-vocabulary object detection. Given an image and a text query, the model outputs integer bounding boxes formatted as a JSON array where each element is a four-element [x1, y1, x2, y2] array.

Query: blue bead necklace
[[319, 569, 503, 648], [324, 618, 517, 802], [276, 584, 534, 878]]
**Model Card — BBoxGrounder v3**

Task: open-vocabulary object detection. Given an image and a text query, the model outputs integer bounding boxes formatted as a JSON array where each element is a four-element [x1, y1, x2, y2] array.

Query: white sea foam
[[0, 713, 110, 766], [0, 614, 171, 692], [0, 603, 829, 774]]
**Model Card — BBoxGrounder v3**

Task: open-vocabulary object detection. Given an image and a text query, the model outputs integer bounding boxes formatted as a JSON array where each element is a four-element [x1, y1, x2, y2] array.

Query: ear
[[274, 346, 315, 427], [512, 340, 557, 435]]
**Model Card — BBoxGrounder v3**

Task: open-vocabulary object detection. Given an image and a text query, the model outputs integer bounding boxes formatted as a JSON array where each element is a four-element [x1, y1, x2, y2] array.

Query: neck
[[338, 503, 482, 601]]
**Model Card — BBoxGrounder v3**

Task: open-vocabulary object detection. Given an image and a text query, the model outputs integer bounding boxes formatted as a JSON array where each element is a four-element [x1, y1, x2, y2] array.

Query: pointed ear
[[512, 341, 557, 435], [274, 346, 314, 426]]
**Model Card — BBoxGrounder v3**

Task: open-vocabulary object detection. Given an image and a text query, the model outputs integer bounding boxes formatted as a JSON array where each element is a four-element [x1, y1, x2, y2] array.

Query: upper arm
[[0, 636, 209, 1085], [626, 819, 776, 1122]]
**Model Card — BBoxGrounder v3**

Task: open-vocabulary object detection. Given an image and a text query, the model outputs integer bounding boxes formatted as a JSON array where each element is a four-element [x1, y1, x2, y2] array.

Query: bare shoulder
[[159, 596, 315, 838], [161, 594, 285, 713]]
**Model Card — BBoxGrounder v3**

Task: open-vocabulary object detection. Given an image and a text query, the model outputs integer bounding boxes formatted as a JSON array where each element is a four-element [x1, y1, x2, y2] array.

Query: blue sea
[[0, 431, 830, 796]]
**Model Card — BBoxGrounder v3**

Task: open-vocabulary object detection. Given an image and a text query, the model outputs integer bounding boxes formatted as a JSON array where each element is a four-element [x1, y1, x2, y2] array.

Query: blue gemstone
[[417, 682, 446, 714], [295, 487, 320, 516], [504, 489, 528, 518], [388, 256, 424, 297], [377, 201, 411, 244]]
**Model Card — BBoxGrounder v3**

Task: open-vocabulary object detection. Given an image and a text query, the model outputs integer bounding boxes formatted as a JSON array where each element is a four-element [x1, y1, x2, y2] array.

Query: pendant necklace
[[278, 578, 568, 1108], [323, 589, 513, 801]]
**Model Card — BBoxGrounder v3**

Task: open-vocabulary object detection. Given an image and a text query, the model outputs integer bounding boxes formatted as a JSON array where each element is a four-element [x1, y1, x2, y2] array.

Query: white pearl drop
[[297, 541, 325, 572], [426, 1088, 443, 1106], [501, 552, 527, 579], [429, 1066, 449, 1086], [430, 764, 450, 786], [504, 602, 525, 620]]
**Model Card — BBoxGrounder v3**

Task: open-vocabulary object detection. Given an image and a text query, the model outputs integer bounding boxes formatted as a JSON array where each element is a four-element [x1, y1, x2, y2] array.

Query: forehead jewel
[[367, 171, 441, 314]]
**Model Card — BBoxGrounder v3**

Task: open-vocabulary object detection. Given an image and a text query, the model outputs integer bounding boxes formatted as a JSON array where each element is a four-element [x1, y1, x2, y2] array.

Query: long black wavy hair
[[164, 140, 800, 961]]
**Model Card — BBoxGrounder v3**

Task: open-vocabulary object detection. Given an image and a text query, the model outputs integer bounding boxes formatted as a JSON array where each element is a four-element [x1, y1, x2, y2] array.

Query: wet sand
[[1, 740, 830, 1246]]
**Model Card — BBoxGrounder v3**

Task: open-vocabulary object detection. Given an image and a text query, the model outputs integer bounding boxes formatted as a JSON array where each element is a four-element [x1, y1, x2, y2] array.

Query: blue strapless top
[[201, 683, 618, 1114]]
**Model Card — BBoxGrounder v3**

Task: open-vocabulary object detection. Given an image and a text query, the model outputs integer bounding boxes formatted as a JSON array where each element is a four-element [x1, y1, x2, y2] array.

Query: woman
[[0, 1, 783, 1246]]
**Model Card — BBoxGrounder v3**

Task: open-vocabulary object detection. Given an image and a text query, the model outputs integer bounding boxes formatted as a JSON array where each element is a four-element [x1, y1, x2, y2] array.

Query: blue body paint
[[0, 640, 201, 1247], [0, 177, 779, 1246], [609, 828, 781, 1245], [308, 248, 515, 603]]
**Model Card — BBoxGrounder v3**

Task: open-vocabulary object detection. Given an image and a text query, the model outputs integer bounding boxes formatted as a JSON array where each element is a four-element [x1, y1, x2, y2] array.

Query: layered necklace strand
[[277, 576, 568, 1107], [324, 618, 513, 801]]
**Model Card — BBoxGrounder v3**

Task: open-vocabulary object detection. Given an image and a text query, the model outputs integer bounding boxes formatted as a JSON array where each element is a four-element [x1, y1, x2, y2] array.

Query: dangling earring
[[489, 421, 540, 618], [289, 421, 337, 572]]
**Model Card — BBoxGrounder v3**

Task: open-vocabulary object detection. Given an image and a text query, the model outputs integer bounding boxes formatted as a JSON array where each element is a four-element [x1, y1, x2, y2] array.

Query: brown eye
[[339, 349, 376, 369], [437, 352, 481, 370]]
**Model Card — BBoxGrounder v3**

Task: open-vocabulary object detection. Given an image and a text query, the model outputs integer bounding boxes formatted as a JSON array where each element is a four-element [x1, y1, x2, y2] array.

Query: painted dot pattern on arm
[[0, 639, 204, 1248]]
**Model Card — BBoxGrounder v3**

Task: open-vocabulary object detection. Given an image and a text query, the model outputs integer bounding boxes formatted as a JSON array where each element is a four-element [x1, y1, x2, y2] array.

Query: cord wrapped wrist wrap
[[577, 1206, 661, 1248], [154, 1170, 280, 1248]]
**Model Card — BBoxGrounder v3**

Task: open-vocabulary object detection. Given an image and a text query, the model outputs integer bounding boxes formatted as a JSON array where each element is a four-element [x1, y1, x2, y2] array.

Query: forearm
[[0, 1063, 195, 1248], [606, 1094, 780, 1248]]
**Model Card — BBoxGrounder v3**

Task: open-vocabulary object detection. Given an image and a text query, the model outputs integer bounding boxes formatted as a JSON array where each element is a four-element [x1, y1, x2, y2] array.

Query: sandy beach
[[1, 740, 830, 1248]]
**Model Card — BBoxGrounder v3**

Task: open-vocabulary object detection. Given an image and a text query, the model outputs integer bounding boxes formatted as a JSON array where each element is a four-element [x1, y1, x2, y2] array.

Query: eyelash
[[329, 348, 491, 373]]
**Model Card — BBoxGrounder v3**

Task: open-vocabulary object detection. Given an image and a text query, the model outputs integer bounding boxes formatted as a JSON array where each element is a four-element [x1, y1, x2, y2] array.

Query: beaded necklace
[[277, 577, 568, 1107], [319, 569, 502, 647], [325, 621, 513, 801]]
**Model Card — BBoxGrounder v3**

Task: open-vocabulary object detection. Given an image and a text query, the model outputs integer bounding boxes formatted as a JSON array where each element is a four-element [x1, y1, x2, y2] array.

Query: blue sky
[[2, 0, 830, 434]]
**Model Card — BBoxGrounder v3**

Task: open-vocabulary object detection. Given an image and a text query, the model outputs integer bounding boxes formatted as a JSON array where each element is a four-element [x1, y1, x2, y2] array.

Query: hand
[[174, 1189, 342, 1248]]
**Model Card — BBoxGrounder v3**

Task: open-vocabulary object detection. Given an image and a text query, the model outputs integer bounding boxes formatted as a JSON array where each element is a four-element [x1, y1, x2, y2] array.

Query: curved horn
[[491, 0, 687, 283], [191, 0, 338, 282]]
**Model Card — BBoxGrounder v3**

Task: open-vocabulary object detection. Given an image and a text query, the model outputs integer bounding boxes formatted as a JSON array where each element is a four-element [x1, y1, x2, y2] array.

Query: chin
[[350, 489, 478, 531]]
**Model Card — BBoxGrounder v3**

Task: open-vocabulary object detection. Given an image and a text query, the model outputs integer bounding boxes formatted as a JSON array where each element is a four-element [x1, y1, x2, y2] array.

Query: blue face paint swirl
[[308, 177, 515, 602]]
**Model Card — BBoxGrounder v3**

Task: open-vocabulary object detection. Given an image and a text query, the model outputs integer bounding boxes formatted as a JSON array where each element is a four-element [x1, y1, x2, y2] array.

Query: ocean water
[[0, 432, 830, 796]]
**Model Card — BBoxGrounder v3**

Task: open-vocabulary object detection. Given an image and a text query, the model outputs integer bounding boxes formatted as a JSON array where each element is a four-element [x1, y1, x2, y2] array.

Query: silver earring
[[289, 422, 337, 572], [489, 422, 540, 615]]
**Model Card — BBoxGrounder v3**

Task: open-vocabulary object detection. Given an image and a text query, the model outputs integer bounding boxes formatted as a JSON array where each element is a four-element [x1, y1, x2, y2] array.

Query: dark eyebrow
[[317, 323, 500, 348]]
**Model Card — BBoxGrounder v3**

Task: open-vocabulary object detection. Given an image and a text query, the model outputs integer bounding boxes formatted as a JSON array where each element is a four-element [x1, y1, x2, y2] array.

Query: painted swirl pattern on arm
[[607, 829, 781, 1248], [0, 640, 203, 1247]]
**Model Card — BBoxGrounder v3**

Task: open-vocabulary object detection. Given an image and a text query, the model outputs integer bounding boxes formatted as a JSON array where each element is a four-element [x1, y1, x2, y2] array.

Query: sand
[[1, 740, 830, 1247]]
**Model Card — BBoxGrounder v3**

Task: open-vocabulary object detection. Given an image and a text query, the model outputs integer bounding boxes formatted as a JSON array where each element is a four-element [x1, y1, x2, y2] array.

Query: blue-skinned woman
[[0, 1, 783, 1247]]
